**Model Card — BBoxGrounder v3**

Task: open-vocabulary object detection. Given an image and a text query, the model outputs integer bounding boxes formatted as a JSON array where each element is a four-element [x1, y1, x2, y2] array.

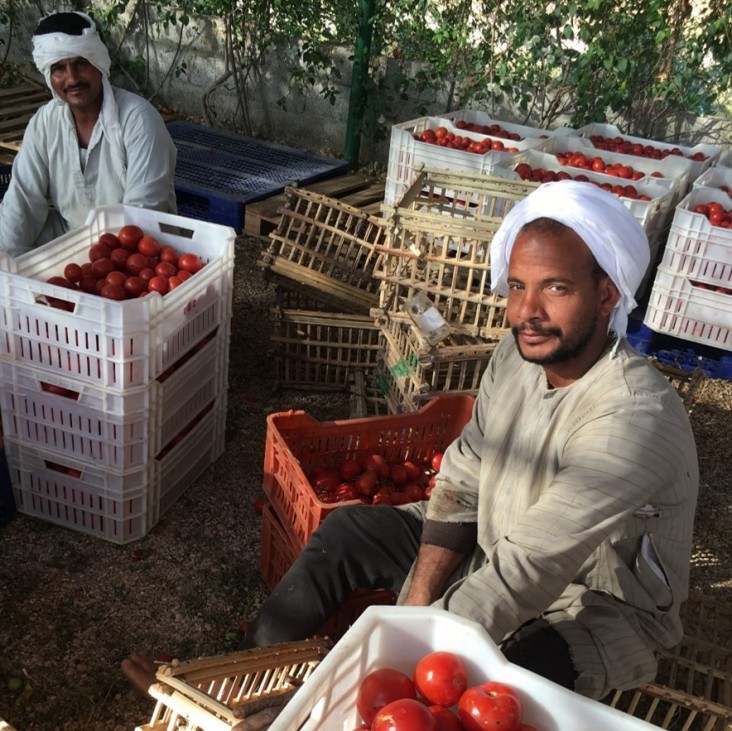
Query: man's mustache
[[63, 83, 90, 92], [512, 324, 562, 337]]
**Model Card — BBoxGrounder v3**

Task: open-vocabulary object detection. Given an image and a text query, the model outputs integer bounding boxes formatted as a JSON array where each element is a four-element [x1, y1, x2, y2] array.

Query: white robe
[[0, 86, 177, 257]]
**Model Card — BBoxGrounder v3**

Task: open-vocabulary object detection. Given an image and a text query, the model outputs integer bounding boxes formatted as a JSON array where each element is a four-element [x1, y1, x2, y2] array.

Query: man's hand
[[231, 688, 298, 730]]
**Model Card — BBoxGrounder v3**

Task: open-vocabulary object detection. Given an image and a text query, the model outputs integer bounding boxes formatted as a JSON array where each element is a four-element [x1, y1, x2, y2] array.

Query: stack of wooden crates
[[259, 169, 537, 415]]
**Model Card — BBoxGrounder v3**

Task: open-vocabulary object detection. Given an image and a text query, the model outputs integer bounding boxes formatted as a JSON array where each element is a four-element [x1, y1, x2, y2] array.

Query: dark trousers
[[244, 505, 577, 690]]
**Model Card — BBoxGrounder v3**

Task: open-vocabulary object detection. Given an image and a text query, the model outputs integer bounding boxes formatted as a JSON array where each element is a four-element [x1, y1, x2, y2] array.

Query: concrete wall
[[2, 5, 729, 167]]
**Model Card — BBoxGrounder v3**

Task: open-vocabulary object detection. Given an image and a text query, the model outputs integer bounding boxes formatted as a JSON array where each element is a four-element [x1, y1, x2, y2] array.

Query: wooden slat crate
[[376, 312, 497, 408], [258, 187, 388, 314], [651, 361, 705, 411], [682, 591, 732, 649], [605, 682, 732, 731], [138, 640, 331, 731], [374, 171, 531, 336], [269, 309, 381, 391], [0, 83, 51, 152], [348, 369, 396, 418]]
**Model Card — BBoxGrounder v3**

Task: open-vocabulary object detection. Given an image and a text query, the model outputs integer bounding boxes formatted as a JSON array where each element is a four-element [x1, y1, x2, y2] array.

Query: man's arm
[[0, 116, 52, 256], [402, 543, 467, 605], [120, 96, 177, 213]]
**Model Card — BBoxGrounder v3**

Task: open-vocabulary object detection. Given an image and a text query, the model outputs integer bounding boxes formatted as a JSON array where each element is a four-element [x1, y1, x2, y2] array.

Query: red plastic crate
[[261, 393, 475, 547], [259, 502, 397, 642]]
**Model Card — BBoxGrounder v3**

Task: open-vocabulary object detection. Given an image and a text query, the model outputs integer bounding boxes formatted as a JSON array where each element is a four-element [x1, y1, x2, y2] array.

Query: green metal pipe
[[344, 0, 377, 167]]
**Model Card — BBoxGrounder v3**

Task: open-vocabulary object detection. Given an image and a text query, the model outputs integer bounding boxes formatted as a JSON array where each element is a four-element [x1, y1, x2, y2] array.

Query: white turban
[[31, 12, 125, 169], [490, 180, 650, 341], [32, 12, 111, 102]]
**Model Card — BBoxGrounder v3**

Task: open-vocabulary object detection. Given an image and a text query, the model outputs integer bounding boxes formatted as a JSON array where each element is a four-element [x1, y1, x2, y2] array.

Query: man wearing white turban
[[0, 11, 177, 257], [124, 181, 699, 707]]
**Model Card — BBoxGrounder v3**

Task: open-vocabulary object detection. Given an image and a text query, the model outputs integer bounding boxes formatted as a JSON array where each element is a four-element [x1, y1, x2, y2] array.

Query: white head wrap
[[32, 12, 111, 102], [31, 12, 125, 169], [490, 180, 649, 343]]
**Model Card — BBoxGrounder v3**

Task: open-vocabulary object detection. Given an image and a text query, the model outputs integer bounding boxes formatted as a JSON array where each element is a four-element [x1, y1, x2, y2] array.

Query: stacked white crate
[[0, 205, 235, 543], [384, 111, 573, 206], [645, 157, 732, 352]]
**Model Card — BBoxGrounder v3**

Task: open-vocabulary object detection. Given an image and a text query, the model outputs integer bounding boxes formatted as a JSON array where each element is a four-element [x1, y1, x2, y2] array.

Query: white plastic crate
[[0, 205, 235, 390], [542, 136, 693, 202], [0, 324, 229, 472], [574, 122, 721, 180], [150, 392, 227, 526], [644, 265, 732, 351], [440, 110, 576, 142], [692, 165, 732, 193], [661, 188, 732, 289], [275, 606, 662, 731], [385, 116, 550, 206], [5, 388, 227, 543], [5, 437, 152, 544], [718, 148, 732, 168]]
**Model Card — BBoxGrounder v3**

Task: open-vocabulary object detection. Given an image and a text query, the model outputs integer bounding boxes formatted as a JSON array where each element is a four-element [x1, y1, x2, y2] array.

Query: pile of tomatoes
[[554, 150, 656, 180], [452, 120, 525, 142], [309, 452, 443, 506], [691, 200, 732, 229], [354, 650, 533, 731], [588, 134, 707, 162], [414, 127, 520, 155], [512, 163, 652, 202], [45, 225, 205, 304]]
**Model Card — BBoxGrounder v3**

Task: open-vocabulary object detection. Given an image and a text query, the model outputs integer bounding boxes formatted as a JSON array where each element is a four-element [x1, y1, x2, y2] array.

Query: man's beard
[[511, 311, 599, 366]]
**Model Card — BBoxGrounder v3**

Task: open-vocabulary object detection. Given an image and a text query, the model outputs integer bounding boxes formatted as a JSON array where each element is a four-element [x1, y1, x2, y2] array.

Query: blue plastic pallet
[[627, 315, 732, 380], [167, 122, 349, 231]]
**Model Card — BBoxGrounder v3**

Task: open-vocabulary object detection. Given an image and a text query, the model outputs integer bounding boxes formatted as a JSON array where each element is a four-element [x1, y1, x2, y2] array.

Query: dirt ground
[[0, 235, 730, 731]]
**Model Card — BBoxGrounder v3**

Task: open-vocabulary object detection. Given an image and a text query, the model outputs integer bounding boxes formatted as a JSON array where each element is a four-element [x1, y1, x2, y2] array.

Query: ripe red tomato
[[160, 245, 180, 264], [100, 283, 127, 301], [98, 232, 120, 250], [372, 487, 393, 505], [123, 276, 146, 298], [178, 270, 192, 282], [363, 453, 390, 479], [335, 483, 359, 502], [91, 258, 115, 280], [89, 242, 112, 262], [354, 470, 378, 496], [431, 452, 444, 472], [414, 651, 468, 707], [372, 698, 438, 731], [458, 681, 524, 731], [402, 483, 424, 503], [148, 275, 169, 295], [312, 468, 340, 493], [429, 706, 464, 731], [105, 270, 127, 287], [118, 225, 144, 251], [155, 261, 178, 278], [110, 247, 131, 270], [402, 461, 422, 482], [339, 459, 362, 480], [126, 253, 149, 276], [79, 274, 97, 294], [178, 252, 204, 274], [389, 464, 408, 486], [63, 263, 83, 283], [168, 276, 183, 291], [356, 668, 417, 726], [139, 267, 156, 283], [138, 235, 162, 258]]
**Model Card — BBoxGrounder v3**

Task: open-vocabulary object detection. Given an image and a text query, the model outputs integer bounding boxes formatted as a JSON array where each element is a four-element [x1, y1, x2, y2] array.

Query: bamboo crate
[[272, 284, 338, 313], [258, 187, 388, 314], [605, 682, 732, 731], [376, 312, 497, 407], [374, 171, 530, 335], [655, 636, 732, 707], [348, 369, 397, 418], [137, 641, 331, 731], [269, 309, 381, 391], [681, 591, 732, 649], [651, 361, 705, 411]]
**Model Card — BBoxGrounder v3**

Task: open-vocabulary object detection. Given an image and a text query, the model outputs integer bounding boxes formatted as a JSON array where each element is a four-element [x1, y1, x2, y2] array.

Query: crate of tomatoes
[[275, 605, 685, 731], [0, 204, 235, 390], [262, 393, 475, 548]]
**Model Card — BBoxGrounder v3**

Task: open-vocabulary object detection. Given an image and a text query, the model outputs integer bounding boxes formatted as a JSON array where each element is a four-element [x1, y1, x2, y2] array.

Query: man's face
[[49, 56, 103, 112], [506, 225, 619, 370]]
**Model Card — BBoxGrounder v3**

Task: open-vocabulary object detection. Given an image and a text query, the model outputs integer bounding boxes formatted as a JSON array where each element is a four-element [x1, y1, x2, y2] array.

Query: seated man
[[124, 181, 698, 719], [0, 11, 177, 257]]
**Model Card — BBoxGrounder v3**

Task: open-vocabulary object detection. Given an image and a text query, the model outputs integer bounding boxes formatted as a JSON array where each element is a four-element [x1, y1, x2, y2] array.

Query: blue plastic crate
[[0, 163, 11, 201], [627, 315, 732, 380], [167, 122, 349, 231]]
